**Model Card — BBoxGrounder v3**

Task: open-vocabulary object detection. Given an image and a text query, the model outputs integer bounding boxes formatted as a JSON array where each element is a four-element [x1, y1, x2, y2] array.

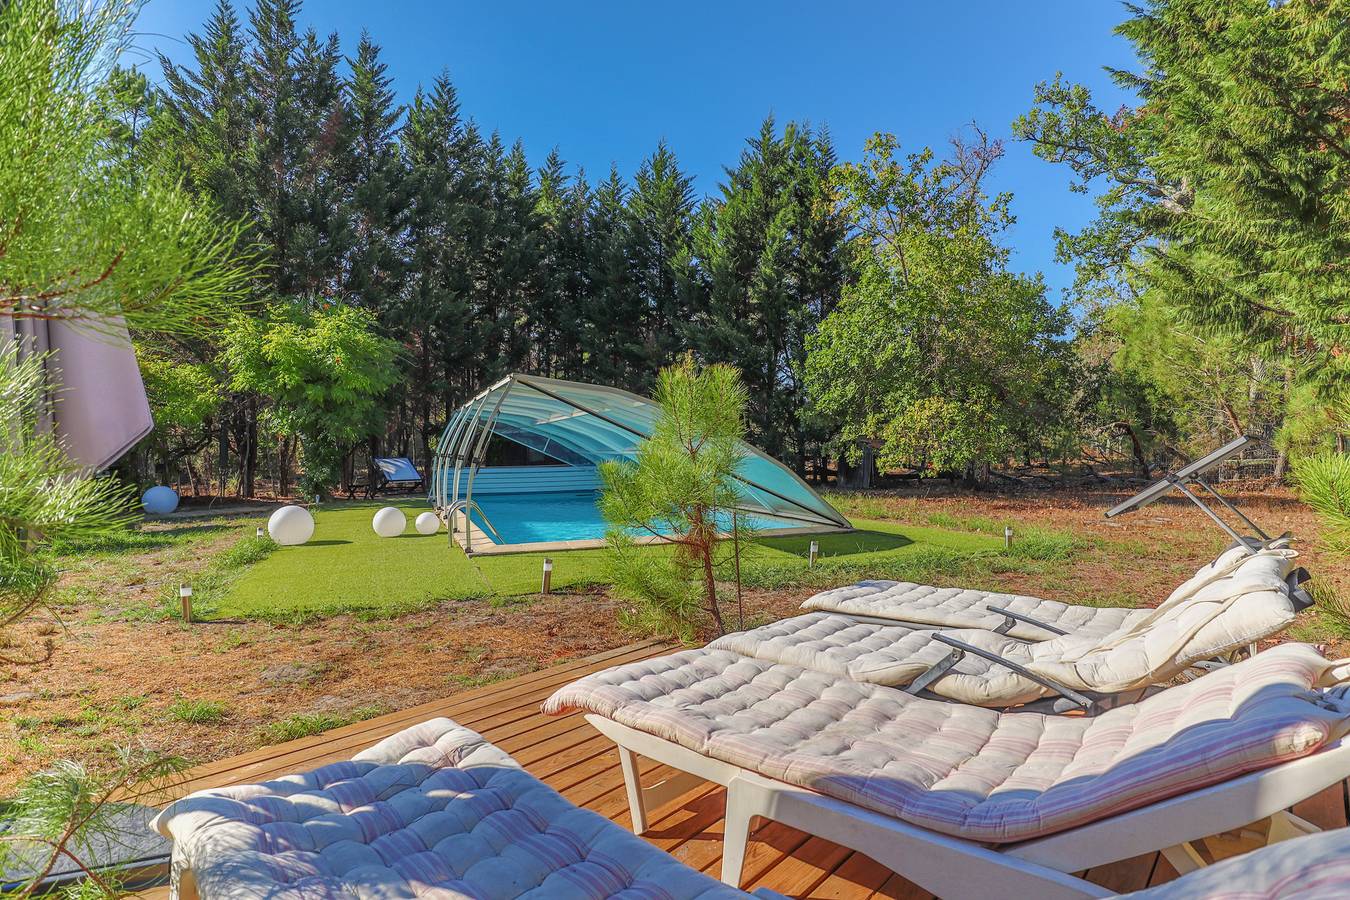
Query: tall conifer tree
[[628, 140, 696, 389], [689, 117, 848, 471]]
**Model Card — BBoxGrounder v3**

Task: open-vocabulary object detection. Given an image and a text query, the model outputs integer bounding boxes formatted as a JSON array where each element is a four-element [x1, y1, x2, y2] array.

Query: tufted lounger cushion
[[802, 544, 1295, 643], [151, 718, 762, 899], [543, 643, 1350, 844], [710, 548, 1300, 704], [802, 579, 1150, 640], [1121, 826, 1350, 898]]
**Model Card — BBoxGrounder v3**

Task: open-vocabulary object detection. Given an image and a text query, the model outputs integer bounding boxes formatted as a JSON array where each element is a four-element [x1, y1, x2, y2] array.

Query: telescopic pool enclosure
[[430, 374, 850, 553]]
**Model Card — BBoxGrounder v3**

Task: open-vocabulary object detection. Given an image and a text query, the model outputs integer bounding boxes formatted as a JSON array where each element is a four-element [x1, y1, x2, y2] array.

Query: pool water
[[468, 491, 613, 544], [467, 490, 801, 545]]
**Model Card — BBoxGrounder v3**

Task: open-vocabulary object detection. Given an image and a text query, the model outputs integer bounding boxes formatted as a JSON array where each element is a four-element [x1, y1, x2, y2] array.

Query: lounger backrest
[[1028, 548, 1299, 692], [374, 456, 422, 482]]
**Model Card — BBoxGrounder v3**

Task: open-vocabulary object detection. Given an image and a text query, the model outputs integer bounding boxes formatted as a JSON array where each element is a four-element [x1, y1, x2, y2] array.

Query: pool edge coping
[[458, 523, 854, 556]]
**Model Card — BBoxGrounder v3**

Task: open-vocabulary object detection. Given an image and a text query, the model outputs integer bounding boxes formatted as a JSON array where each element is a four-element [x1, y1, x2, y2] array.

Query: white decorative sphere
[[414, 511, 440, 535], [268, 505, 314, 546], [372, 506, 407, 538], [141, 486, 180, 515]]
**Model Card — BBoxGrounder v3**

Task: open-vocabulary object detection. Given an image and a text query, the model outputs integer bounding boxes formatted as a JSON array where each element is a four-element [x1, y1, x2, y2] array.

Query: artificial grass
[[215, 500, 1003, 620]]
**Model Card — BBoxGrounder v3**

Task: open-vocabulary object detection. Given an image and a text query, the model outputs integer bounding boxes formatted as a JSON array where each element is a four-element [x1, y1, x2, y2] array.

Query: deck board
[[134, 639, 1340, 899]]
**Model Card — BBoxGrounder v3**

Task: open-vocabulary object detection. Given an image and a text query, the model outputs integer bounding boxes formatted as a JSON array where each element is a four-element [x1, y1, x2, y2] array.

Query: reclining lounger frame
[[587, 714, 1348, 900], [895, 565, 1316, 713]]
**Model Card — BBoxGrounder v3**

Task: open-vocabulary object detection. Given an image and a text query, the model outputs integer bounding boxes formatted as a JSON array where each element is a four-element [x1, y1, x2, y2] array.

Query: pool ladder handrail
[[444, 498, 505, 545]]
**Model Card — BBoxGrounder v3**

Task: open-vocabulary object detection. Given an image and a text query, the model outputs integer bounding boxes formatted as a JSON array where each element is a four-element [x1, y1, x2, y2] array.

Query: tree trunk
[[700, 540, 725, 636], [1113, 421, 1151, 479], [217, 416, 229, 497], [277, 436, 292, 498], [241, 400, 258, 498], [1218, 394, 1244, 437]]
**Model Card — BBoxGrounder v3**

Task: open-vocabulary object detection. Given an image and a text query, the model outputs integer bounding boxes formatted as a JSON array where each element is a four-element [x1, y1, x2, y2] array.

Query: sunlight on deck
[[135, 641, 1350, 899]]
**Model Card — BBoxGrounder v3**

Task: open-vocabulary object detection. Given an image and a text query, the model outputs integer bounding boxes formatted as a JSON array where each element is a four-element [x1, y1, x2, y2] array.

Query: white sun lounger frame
[[587, 714, 1345, 900]]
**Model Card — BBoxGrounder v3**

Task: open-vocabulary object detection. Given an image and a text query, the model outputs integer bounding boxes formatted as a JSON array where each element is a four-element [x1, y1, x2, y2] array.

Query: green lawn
[[214, 500, 1004, 619]]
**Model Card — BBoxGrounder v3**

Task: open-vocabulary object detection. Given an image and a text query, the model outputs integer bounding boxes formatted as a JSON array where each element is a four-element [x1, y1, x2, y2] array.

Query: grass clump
[[258, 705, 388, 744], [167, 699, 229, 725], [1004, 527, 1079, 561]]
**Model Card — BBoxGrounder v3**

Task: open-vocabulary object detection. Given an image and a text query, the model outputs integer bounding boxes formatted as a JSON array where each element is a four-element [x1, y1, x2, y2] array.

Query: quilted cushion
[[802, 579, 1149, 640], [544, 644, 1350, 844], [714, 548, 1299, 704], [1123, 828, 1350, 898], [709, 614, 1058, 704], [152, 718, 753, 899], [800, 544, 1296, 649]]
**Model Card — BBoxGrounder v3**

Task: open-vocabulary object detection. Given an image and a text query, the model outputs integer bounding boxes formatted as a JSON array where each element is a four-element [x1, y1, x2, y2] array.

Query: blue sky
[[128, 1, 1140, 300]]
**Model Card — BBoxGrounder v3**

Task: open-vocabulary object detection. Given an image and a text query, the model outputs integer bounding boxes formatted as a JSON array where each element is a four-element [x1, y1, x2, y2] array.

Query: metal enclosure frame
[[430, 374, 850, 550]]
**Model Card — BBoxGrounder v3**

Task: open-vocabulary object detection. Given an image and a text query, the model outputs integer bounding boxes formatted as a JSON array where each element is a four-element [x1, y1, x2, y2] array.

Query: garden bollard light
[[1005, 526, 1013, 549], [180, 584, 193, 624], [809, 540, 819, 567], [542, 558, 553, 595], [256, 526, 264, 538]]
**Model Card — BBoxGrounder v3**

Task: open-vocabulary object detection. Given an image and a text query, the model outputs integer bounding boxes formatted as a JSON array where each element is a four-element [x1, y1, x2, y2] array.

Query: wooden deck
[[136, 639, 1350, 899]]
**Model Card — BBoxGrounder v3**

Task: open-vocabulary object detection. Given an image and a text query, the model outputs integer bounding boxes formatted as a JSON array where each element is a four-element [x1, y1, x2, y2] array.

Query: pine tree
[[156, 0, 252, 226], [627, 140, 696, 389], [289, 26, 348, 298], [532, 149, 592, 378], [1016, 0, 1350, 460], [586, 165, 642, 386], [689, 116, 848, 471], [157, 0, 263, 496], [339, 32, 407, 314], [401, 73, 488, 453]]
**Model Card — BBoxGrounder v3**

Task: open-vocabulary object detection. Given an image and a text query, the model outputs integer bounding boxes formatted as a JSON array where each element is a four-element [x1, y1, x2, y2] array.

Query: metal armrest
[[984, 605, 1069, 637], [1288, 566, 1315, 611], [929, 633, 1094, 712]]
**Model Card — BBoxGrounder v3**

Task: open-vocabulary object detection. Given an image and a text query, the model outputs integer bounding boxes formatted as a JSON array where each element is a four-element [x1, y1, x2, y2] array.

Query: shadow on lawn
[[760, 529, 912, 559], [52, 522, 229, 556]]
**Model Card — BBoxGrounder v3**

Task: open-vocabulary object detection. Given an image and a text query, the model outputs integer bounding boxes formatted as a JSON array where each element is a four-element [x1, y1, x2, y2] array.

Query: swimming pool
[[467, 490, 804, 546]]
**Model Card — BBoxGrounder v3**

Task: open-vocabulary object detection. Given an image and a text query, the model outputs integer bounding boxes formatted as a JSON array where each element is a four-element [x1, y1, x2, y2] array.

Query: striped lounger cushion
[[802, 544, 1290, 642], [1123, 827, 1350, 898], [710, 548, 1298, 704], [543, 643, 1350, 844], [801, 579, 1149, 640], [151, 718, 759, 899]]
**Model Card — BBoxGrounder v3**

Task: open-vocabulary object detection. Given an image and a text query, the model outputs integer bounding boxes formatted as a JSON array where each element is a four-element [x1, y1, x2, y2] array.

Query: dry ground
[[2, 485, 1345, 796]]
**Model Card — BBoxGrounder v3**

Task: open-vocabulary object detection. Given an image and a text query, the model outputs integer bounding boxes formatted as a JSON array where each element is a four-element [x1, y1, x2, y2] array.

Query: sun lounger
[[709, 545, 1306, 708], [1120, 825, 1350, 897], [544, 643, 1350, 899], [803, 542, 1310, 642], [150, 718, 784, 900]]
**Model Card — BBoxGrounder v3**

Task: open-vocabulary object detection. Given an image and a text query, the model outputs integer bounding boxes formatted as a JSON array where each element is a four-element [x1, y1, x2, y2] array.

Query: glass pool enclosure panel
[[431, 374, 850, 544]]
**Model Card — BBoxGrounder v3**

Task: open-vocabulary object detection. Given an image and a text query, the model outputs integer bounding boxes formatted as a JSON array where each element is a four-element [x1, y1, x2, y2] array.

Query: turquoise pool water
[[467, 490, 801, 545]]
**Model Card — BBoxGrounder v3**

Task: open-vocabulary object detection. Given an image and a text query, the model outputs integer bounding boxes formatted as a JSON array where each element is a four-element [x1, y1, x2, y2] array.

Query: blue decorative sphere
[[142, 486, 180, 515]]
